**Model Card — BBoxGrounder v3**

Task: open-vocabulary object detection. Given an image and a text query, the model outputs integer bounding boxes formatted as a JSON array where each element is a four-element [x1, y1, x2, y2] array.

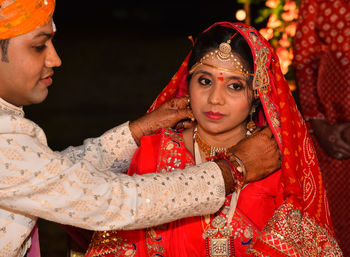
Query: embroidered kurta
[[0, 98, 225, 257], [293, 0, 350, 254]]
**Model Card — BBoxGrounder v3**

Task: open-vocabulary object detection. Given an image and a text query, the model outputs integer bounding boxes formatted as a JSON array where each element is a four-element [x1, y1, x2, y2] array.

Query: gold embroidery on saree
[[251, 202, 342, 256]]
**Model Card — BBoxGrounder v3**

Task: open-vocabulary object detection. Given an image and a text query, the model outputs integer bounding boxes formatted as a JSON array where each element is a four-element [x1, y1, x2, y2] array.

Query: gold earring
[[246, 108, 257, 135]]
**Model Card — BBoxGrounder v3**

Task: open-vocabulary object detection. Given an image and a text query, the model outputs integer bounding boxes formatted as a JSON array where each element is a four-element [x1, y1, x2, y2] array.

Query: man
[[0, 1, 280, 256]]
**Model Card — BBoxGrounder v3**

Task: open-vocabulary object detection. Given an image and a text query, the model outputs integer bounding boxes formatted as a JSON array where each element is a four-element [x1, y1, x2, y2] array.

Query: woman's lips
[[205, 111, 224, 120]]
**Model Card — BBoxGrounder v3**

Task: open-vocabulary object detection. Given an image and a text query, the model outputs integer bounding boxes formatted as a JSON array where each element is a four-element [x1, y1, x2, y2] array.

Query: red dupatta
[[147, 22, 342, 256]]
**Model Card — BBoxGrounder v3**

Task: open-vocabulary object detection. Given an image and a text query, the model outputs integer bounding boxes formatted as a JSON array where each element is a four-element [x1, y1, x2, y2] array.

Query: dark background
[[25, 1, 264, 256]]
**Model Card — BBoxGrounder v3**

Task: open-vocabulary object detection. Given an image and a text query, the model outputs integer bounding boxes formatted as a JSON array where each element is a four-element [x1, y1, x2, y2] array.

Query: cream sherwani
[[0, 98, 225, 257]]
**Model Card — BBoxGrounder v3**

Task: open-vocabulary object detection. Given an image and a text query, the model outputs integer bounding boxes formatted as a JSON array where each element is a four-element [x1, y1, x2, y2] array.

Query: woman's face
[[189, 54, 253, 137]]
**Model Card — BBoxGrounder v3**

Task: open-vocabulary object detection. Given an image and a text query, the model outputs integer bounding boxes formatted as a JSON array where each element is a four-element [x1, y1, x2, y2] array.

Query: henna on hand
[[129, 96, 194, 145]]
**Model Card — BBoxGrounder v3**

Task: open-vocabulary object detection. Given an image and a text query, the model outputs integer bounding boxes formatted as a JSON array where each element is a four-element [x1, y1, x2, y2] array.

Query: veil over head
[[148, 22, 340, 254]]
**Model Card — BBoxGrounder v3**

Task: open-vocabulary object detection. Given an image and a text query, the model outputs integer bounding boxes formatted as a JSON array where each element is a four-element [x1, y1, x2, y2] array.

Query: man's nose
[[45, 42, 62, 68]]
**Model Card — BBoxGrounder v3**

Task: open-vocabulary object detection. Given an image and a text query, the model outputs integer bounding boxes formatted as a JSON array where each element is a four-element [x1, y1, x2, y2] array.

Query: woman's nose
[[208, 85, 225, 105]]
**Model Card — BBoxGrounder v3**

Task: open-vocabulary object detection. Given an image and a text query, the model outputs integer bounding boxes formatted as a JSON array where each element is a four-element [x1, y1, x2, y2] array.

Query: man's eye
[[34, 45, 47, 52], [198, 78, 211, 85]]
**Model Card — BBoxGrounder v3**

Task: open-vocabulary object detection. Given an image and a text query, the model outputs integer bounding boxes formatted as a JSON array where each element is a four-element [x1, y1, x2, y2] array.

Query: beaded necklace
[[194, 129, 235, 158]]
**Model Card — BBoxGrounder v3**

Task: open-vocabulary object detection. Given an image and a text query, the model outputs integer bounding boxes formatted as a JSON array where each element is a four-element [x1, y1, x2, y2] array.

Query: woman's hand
[[311, 119, 350, 160], [129, 96, 194, 145]]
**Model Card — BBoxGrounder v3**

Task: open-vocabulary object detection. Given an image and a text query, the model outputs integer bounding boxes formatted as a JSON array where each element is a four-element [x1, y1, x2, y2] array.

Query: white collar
[[0, 98, 24, 117]]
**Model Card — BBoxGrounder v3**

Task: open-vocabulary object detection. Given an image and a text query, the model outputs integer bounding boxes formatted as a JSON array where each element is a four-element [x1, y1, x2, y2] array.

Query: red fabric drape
[[293, 0, 350, 254]]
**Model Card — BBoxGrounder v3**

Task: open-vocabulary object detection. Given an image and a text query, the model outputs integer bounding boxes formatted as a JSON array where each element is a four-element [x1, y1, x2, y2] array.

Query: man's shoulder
[[0, 110, 47, 145]]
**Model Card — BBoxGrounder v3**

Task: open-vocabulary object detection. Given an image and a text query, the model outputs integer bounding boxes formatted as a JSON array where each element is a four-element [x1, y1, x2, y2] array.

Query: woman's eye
[[198, 77, 211, 86], [34, 45, 47, 52], [228, 83, 244, 91]]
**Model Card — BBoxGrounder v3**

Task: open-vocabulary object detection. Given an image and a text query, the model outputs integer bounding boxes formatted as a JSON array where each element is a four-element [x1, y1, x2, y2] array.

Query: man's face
[[0, 20, 61, 106]]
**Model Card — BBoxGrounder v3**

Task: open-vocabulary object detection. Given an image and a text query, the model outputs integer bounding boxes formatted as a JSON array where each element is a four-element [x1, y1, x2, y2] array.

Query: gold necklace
[[194, 130, 234, 158]]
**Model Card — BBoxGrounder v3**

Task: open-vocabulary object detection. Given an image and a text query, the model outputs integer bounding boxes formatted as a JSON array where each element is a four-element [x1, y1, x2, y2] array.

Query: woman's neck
[[196, 124, 246, 149], [182, 123, 247, 159]]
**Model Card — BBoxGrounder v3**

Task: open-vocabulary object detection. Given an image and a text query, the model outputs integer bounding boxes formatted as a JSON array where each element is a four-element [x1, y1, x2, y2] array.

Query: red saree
[[86, 22, 342, 256]]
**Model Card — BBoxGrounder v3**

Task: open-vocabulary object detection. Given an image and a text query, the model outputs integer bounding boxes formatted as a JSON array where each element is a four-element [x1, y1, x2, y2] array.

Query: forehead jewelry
[[217, 32, 237, 61], [189, 32, 255, 78]]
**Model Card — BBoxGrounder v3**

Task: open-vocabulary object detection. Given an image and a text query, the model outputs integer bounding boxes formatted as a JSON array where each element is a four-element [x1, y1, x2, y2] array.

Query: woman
[[86, 22, 342, 256], [293, 0, 350, 254]]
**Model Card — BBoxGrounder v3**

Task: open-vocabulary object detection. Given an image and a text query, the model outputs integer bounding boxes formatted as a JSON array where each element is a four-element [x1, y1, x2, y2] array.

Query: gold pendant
[[209, 237, 230, 256], [203, 216, 233, 256]]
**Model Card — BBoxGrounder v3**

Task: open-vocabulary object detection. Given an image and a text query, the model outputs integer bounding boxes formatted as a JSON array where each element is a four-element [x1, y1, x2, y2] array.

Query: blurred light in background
[[235, 9, 247, 21]]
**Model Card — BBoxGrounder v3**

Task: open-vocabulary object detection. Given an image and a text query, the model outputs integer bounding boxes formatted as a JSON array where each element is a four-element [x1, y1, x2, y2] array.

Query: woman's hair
[[188, 26, 254, 88]]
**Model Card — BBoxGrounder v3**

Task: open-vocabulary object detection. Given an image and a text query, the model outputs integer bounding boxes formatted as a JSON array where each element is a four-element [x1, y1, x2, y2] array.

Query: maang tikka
[[217, 33, 237, 61], [189, 32, 255, 78]]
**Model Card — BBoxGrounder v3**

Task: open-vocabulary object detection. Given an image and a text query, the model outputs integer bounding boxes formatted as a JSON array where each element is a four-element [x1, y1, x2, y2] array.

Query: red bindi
[[217, 77, 224, 81]]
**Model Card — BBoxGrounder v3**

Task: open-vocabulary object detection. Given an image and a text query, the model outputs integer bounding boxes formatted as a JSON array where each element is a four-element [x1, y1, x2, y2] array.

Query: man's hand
[[129, 96, 194, 145], [311, 119, 350, 160], [229, 127, 281, 185]]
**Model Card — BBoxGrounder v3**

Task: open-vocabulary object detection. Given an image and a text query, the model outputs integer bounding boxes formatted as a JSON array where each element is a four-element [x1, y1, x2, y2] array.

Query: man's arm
[[59, 95, 194, 172], [0, 115, 225, 257], [0, 122, 279, 257], [60, 122, 138, 173], [0, 122, 225, 231]]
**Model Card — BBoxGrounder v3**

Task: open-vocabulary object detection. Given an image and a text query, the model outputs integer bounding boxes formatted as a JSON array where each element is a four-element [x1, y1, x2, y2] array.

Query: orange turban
[[0, 0, 55, 40]]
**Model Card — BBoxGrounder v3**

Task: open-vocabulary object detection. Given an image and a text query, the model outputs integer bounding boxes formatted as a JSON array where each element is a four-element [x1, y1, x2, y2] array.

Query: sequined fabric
[[86, 231, 136, 257], [251, 201, 342, 256]]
